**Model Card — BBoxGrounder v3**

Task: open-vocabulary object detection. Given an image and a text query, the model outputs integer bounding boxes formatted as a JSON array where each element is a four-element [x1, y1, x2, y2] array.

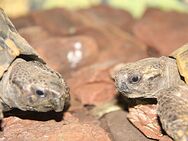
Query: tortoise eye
[[129, 74, 141, 84], [36, 90, 46, 97]]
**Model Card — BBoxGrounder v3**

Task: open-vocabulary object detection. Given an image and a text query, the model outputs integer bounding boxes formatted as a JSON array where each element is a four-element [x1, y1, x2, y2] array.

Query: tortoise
[[0, 9, 70, 120], [114, 44, 188, 141]]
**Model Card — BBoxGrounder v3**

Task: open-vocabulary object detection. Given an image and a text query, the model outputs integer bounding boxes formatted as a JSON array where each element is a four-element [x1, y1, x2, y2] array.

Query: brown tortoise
[[0, 9, 70, 120], [115, 44, 188, 141]]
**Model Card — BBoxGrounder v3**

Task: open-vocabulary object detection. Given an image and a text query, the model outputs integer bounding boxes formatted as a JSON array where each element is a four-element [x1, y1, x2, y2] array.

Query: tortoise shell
[[171, 44, 188, 83], [0, 9, 44, 77]]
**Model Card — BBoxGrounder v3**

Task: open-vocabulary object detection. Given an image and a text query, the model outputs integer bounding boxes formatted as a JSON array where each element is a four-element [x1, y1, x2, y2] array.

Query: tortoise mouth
[[23, 100, 65, 112], [115, 80, 152, 99], [52, 97, 65, 112]]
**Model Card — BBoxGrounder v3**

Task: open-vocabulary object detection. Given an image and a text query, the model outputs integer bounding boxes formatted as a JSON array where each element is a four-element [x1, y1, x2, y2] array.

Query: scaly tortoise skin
[[0, 9, 70, 120], [115, 44, 188, 141]]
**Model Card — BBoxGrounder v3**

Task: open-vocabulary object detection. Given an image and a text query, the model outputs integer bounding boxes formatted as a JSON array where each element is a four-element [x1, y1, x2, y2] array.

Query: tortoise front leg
[[157, 85, 188, 141]]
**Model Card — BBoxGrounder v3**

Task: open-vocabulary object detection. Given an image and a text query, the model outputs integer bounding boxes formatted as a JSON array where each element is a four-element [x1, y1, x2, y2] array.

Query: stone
[[127, 105, 172, 141], [78, 5, 135, 33], [31, 8, 86, 36], [32, 36, 99, 77], [97, 30, 148, 63], [133, 8, 188, 55], [68, 62, 116, 106], [100, 110, 152, 141], [29, 6, 147, 64], [75, 7, 147, 56], [127, 105, 162, 140], [77, 24, 148, 63], [18, 26, 51, 45], [1, 112, 111, 141], [11, 15, 36, 30], [71, 82, 115, 106], [76, 27, 114, 50]]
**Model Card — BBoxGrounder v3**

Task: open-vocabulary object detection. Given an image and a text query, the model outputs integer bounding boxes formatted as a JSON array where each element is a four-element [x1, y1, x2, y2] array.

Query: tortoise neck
[[164, 57, 182, 88]]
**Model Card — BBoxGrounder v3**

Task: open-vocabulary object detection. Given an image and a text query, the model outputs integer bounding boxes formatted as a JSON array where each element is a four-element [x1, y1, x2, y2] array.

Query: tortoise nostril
[[120, 82, 129, 92], [54, 98, 65, 112], [115, 80, 129, 93]]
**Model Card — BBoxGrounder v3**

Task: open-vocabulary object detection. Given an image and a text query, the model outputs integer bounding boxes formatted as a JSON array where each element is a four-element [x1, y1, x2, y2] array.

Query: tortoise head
[[114, 56, 181, 98], [2, 59, 70, 112]]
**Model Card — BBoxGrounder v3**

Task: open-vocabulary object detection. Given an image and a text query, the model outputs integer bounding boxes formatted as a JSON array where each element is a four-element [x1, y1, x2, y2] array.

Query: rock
[[18, 26, 51, 45], [77, 24, 147, 63], [146, 46, 161, 57], [100, 110, 152, 141], [127, 105, 162, 139], [127, 105, 172, 141], [97, 31, 148, 63], [31, 8, 86, 36], [32, 36, 99, 76], [1, 112, 111, 141], [68, 62, 116, 106], [71, 82, 115, 106], [75, 6, 147, 60], [107, 25, 147, 62], [133, 8, 188, 55], [11, 15, 36, 30], [70, 107, 100, 125], [78, 5, 135, 33], [17, 7, 147, 64], [76, 27, 114, 50]]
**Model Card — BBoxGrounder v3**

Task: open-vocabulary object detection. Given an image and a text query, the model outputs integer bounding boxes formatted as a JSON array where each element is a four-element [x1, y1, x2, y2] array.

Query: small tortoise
[[0, 9, 70, 120], [114, 44, 188, 141]]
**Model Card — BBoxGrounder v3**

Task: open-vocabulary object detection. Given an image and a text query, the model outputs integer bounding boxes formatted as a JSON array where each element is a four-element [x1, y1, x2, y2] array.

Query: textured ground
[[1, 5, 188, 141]]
